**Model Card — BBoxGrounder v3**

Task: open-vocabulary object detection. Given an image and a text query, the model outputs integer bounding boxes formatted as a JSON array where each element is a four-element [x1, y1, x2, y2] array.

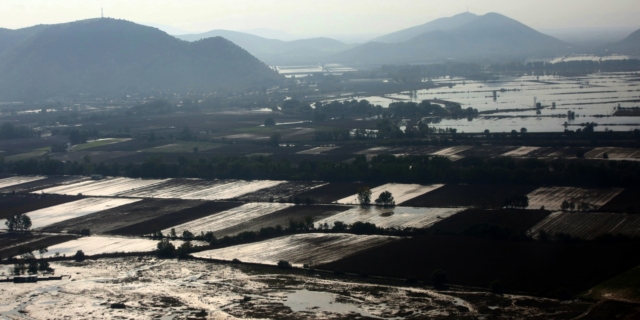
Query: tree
[[264, 117, 276, 126], [182, 230, 194, 239], [170, 228, 177, 239], [603, 152, 609, 159], [38, 247, 48, 259], [430, 270, 449, 289], [333, 221, 347, 231], [157, 239, 176, 258], [277, 260, 292, 269], [520, 127, 528, 133], [74, 250, 85, 262], [5, 213, 32, 232], [375, 191, 395, 207], [177, 241, 192, 258], [270, 132, 281, 146], [357, 186, 372, 206]]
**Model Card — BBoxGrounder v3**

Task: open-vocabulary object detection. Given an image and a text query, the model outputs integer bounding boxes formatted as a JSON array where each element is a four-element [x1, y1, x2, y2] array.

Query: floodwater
[[330, 72, 640, 132], [315, 206, 463, 229], [284, 289, 403, 319]]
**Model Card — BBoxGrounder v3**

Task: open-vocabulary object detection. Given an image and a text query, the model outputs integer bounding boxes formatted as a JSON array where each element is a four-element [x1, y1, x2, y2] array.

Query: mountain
[[0, 18, 281, 101], [333, 13, 572, 64], [240, 28, 300, 41], [606, 28, 640, 53], [175, 30, 355, 64], [371, 12, 479, 43]]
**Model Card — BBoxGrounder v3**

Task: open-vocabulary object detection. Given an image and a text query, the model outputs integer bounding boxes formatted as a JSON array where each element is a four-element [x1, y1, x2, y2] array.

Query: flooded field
[[585, 147, 640, 160], [193, 233, 398, 267], [2, 197, 141, 229], [38, 236, 197, 258], [525, 187, 623, 211], [336, 183, 443, 205], [0, 257, 600, 319], [529, 212, 640, 240], [333, 72, 640, 132], [36, 177, 168, 197], [315, 206, 463, 229], [0, 176, 46, 190], [501, 146, 540, 157], [430, 145, 473, 161], [296, 146, 340, 154], [161, 203, 293, 235]]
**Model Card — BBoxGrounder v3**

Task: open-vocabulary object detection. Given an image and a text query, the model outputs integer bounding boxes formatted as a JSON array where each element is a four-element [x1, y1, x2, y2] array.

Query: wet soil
[[292, 182, 385, 204], [0, 194, 83, 220], [401, 184, 539, 208], [430, 208, 551, 233]]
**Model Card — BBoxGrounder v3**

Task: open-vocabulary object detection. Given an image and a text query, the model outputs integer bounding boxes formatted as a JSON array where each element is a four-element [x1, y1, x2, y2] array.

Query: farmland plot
[[501, 146, 540, 157], [0, 176, 46, 190], [315, 206, 462, 229], [37, 177, 168, 197], [526, 187, 623, 211], [180, 180, 286, 200], [161, 202, 293, 235], [0, 176, 89, 193], [193, 233, 398, 267], [296, 146, 340, 154], [336, 183, 443, 205], [528, 212, 640, 240], [40, 236, 198, 258], [430, 145, 473, 161], [237, 181, 328, 202], [585, 147, 640, 160], [2, 197, 141, 229], [117, 178, 230, 199], [354, 147, 388, 155]]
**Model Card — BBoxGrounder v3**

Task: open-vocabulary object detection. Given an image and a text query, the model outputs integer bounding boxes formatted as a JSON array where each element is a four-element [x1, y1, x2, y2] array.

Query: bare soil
[[0, 176, 87, 193], [237, 181, 328, 202], [598, 188, 640, 213], [0, 234, 77, 258], [430, 208, 551, 233], [401, 184, 539, 208], [108, 201, 243, 236], [319, 234, 640, 295]]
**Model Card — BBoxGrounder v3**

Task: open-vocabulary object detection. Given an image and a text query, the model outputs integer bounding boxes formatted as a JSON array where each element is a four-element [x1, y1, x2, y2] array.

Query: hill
[[371, 12, 479, 43], [334, 13, 572, 64], [0, 19, 281, 101], [607, 28, 640, 54], [175, 30, 354, 64]]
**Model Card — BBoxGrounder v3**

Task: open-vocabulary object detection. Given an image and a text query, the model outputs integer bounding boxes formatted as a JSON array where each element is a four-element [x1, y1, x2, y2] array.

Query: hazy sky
[[1, 0, 638, 36]]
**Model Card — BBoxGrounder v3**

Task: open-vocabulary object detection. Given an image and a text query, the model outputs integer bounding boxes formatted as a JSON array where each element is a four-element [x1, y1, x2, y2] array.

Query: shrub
[[156, 239, 175, 258], [74, 250, 86, 262], [277, 260, 292, 269]]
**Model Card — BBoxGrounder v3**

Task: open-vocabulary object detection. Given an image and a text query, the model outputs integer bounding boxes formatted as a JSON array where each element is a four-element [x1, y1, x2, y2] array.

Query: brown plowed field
[[213, 204, 350, 238], [237, 181, 328, 202], [401, 184, 539, 208], [0, 194, 83, 219], [41, 199, 206, 234], [430, 209, 551, 233], [0, 176, 87, 193], [107, 201, 243, 236], [292, 182, 384, 204], [320, 234, 640, 294]]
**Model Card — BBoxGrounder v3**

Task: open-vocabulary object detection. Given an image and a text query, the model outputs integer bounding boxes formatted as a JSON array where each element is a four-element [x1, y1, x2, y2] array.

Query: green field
[[584, 265, 640, 303], [141, 141, 220, 153], [72, 138, 130, 151], [4, 147, 50, 161]]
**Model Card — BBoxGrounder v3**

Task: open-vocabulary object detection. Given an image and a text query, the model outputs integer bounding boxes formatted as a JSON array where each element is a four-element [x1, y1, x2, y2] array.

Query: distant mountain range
[[0, 18, 280, 101], [174, 30, 356, 65], [333, 12, 574, 64]]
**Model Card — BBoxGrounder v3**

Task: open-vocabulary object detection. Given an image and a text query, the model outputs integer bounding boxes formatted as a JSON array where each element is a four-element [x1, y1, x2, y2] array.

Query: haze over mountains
[[174, 30, 355, 65], [0, 18, 280, 101], [333, 13, 574, 64]]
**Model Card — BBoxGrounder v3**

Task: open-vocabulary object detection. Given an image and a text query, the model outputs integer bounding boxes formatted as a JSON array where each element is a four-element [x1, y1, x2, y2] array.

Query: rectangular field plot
[[36, 177, 168, 197], [526, 187, 623, 211], [161, 202, 293, 235], [401, 184, 539, 208], [336, 183, 443, 205], [0, 176, 89, 193], [180, 180, 286, 200], [529, 212, 640, 240], [40, 236, 197, 258], [117, 179, 229, 198], [193, 233, 398, 267], [5, 197, 142, 229], [315, 206, 463, 229], [296, 146, 340, 154], [585, 147, 640, 160], [237, 181, 328, 202], [41, 199, 205, 234], [501, 146, 540, 157], [292, 182, 384, 204], [0, 176, 46, 190], [430, 146, 473, 161]]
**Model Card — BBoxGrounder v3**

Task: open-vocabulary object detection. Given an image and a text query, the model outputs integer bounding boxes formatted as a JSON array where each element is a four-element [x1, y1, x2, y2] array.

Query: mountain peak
[[371, 12, 480, 43]]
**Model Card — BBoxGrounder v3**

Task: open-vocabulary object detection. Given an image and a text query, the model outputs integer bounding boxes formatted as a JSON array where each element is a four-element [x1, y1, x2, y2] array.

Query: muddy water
[[284, 289, 404, 319]]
